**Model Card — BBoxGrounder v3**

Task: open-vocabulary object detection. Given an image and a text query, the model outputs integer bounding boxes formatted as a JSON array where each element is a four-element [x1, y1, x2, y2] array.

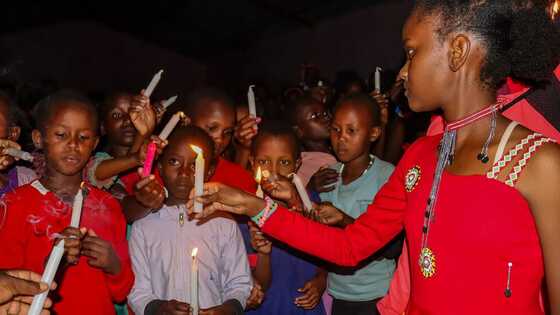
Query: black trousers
[[331, 298, 381, 315]]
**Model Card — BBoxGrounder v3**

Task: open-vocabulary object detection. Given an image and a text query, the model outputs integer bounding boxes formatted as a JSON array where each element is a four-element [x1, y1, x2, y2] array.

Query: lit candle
[[374, 67, 382, 92], [70, 183, 85, 228], [29, 183, 86, 315], [291, 173, 313, 212], [247, 85, 256, 117], [143, 69, 163, 98], [141, 142, 157, 178], [162, 95, 178, 109], [159, 111, 186, 140], [191, 248, 199, 315], [190, 145, 204, 213], [4, 147, 33, 162], [255, 167, 264, 198]]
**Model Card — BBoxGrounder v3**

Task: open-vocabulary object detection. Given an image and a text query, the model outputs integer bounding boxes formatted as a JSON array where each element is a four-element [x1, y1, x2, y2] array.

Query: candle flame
[[262, 169, 270, 179], [190, 145, 203, 155], [255, 167, 262, 183], [552, 0, 559, 20], [80, 182, 85, 189], [192, 247, 198, 258]]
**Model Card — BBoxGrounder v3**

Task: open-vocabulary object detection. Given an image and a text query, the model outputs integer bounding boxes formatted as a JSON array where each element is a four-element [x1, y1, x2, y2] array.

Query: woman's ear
[[31, 129, 43, 150], [448, 34, 471, 72]]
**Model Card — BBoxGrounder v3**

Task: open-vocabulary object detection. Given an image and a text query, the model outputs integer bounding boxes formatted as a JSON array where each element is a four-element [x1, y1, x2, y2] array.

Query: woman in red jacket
[[188, 1, 560, 314]]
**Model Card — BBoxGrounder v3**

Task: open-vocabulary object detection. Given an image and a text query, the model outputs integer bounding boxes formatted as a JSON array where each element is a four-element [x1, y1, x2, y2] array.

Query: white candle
[[247, 85, 256, 117], [162, 95, 178, 109], [144, 69, 163, 98], [255, 167, 263, 198], [191, 248, 199, 315], [70, 183, 85, 228], [374, 67, 382, 92], [29, 183, 85, 315], [4, 147, 33, 162], [190, 145, 204, 213], [291, 173, 313, 211], [159, 111, 185, 140], [28, 241, 65, 315]]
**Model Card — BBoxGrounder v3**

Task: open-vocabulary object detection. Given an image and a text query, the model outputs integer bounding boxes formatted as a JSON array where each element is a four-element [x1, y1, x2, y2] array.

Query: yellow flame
[[552, 0, 559, 20], [80, 182, 85, 189], [190, 145, 202, 155], [178, 111, 186, 119], [262, 169, 270, 179], [191, 247, 198, 258], [255, 167, 262, 183]]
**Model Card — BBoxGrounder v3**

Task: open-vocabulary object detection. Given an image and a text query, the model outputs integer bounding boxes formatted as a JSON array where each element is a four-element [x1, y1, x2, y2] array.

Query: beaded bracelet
[[251, 196, 278, 228]]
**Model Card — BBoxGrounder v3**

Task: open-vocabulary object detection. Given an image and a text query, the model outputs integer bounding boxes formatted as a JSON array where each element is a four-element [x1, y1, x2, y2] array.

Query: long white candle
[[29, 184, 85, 315], [291, 173, 313, 211], [70, 183, 84, 228], [191, 248, 199, 315], [191, 145, 204, 213], [162, 95, 178, 109], [28, 241, 65, 315], [159, 112, 185, 140], [4, 147, 33, 162], [144, 70, 163, 98], [374, 67, 382, 92], [247, 85, 256, 117], [255, 167, 263, 198]]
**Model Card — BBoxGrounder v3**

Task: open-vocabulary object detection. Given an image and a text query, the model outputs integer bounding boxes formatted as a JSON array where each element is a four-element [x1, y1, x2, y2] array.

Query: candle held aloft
[[191, 145, 205, 213], [374, 67, 382, 92], [247, 85, 257, 117], [159, 112, 186, 140], [291, 173, 313, 211], [4, 147, 33, 162], [162, 95, 178, 109], [191, 248, 199, 315], [255, 167, 264, 198], [144, 70, 163, 98]]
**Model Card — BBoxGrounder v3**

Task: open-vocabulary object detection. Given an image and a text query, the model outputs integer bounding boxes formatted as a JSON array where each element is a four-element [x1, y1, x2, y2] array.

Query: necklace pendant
[[179, 212, 184, 227], [419, 247, 437, 278]]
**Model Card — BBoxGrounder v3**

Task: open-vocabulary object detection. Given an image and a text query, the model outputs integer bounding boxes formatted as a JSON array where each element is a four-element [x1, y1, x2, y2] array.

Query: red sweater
[[0, 181, 134, 315]]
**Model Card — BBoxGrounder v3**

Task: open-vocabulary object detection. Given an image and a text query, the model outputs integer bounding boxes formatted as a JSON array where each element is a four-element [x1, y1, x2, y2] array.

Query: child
[[0, 92, 36, 196], [317, 93, 399, 315], [284, 95, 337, 189], [128, 125, 251, 314], [183, 87, 257, 193], [247, 121, 326, 315], [0, 90, 134, 314], [86, 91, 164, 197]]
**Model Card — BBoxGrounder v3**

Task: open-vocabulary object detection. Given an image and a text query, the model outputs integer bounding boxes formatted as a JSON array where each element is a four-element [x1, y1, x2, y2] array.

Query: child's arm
[[217, 221, 253, 312], [121, 174, 165, 224], [90, 137, 166, 186], [295, 267, 327, 310], [248, 222, 271, 291], [233, 116, 260, 169]]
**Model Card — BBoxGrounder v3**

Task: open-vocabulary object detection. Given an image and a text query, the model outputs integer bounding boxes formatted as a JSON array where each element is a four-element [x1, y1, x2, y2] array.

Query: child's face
[[191, 101, 235, 157], [34, 103, 99, 176], [330, 102, 378, 163], [159, 137, 214, 201], [252, 135, 299, 178], [103, 94, 136, 146], [295, 100, 331, 141]]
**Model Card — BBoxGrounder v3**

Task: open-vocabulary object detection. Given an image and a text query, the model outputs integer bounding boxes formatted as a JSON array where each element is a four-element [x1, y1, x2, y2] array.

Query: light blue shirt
[[128, 204, 252, 314], [320, 156, 396, 301]]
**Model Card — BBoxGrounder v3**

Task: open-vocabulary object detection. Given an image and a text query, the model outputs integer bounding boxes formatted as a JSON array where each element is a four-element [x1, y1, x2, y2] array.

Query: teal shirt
[[320, 157, 395, 301]]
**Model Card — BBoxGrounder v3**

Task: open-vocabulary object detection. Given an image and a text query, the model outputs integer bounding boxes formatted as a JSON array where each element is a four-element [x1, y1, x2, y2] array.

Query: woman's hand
[[186, 183, 265, 219]]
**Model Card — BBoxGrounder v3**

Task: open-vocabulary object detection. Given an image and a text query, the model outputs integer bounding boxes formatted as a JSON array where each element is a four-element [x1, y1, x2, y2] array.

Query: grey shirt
[[128, 204, 252, 314]]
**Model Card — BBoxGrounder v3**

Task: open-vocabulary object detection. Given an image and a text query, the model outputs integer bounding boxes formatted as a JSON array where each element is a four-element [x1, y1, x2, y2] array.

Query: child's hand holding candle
[[129, 93, 157, 137]]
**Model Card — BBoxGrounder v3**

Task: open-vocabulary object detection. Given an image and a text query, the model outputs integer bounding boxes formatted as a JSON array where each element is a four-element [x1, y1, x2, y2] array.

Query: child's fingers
[[135, 175, 155, 189]]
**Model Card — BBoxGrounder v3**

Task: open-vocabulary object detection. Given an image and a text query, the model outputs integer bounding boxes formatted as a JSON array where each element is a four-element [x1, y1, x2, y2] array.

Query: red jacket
[[0, 181, 134, 315]]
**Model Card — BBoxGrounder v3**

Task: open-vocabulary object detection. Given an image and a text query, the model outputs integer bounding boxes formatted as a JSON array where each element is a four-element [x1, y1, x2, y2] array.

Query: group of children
[[0, 66, 402, 315]]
